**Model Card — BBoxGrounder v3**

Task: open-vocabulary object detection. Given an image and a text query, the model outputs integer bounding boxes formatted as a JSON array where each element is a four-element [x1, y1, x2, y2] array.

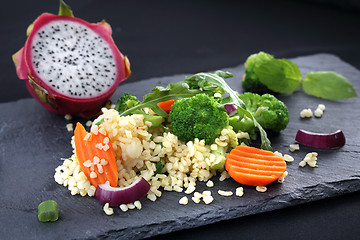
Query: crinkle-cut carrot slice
[[226, 157, 286, 172], [74, 122, 118, 188], [225, 145, 286, 186], [226, 154, 286, 168]]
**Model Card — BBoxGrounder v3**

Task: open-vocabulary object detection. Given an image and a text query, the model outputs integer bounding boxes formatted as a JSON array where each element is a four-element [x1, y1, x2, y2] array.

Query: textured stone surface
[[0, 54, 359, 239]]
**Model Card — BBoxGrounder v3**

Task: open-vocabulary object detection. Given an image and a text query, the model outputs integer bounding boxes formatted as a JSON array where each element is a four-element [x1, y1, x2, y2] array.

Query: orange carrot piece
[[225, 145, 286, 186], [74, 122, 118, 188], [225, 153, 285, 167], [226, 171, 276, 187], [157, 99, 178, 114], [226, 157, 286, 172], [228, 165, 284, 177]]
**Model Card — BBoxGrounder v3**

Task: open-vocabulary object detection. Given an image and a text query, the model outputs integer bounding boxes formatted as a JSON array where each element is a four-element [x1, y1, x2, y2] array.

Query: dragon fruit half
[[12, 1, 131, 116]]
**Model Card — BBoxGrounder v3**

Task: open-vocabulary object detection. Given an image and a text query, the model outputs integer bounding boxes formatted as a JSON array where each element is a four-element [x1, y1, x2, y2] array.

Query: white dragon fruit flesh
[[12, 1, 131, 116]]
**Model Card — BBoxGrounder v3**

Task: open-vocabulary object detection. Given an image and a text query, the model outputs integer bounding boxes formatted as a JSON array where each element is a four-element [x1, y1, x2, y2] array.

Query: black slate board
[[0, 54, 359, 240]]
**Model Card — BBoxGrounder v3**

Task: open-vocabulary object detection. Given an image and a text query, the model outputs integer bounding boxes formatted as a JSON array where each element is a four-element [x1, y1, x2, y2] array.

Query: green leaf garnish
[[255, 59, 302, 93], [303, 71, 358, 100], [58, 0, 74, 17]]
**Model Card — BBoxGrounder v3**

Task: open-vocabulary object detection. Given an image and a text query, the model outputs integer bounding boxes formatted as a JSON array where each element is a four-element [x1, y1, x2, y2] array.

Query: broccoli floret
[[115, 93, 163, 129], [169, 93, 229, 144], [229, 92, 289, 135], [242, 51, 274, 93], [114, 92, 141, 113], [242, 92, 289, 132]]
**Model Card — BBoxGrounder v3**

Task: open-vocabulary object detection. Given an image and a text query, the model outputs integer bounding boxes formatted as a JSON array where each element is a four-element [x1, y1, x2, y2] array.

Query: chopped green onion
[[155, 158, 165, 174], [38, 200, 59, 222], [95, 118, 104, 126]]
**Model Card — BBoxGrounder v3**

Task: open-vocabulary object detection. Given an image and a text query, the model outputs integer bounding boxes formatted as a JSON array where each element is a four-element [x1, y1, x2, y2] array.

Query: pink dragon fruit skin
[[13, 12, 131, 116]]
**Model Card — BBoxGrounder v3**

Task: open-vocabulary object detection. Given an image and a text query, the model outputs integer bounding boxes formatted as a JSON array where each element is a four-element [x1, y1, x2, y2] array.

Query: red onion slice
[[295, 129, 346, 149], [224, 104, 237, 116], [95, 177, 150, 206]]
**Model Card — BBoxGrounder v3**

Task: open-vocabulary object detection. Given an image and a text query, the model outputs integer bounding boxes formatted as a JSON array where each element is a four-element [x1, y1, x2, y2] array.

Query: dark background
[[1, 0, 360, 239]]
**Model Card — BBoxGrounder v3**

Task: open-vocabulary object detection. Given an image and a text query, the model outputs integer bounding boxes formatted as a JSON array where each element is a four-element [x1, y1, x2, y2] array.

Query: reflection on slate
[[0, 54, 359, 240]]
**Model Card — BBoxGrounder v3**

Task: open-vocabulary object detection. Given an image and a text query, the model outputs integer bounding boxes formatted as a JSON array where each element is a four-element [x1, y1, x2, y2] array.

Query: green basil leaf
[[254, 59, 302, 93], [303, 71, 357, 100]]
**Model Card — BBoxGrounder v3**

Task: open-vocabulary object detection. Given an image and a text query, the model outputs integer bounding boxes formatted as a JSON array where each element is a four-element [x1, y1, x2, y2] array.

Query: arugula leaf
[[303, 71, 358, 100], [118, 81, 216, 118], [185, 71, 272, 151], [254, 59, 302, 93]]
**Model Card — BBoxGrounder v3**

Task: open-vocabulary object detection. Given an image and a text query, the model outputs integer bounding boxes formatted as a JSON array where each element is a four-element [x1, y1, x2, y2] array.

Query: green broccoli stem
[[142, 114, 163, 129], [254, 106, 269, 117], [228, 116, 257, 140], [210, 145, 227, 170]]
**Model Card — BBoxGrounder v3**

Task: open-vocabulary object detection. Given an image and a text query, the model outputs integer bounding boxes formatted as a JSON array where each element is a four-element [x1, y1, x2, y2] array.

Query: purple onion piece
[[295, 129, 346, 149], [95, 177, 150, 206], [224, 104, 237, 116]]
